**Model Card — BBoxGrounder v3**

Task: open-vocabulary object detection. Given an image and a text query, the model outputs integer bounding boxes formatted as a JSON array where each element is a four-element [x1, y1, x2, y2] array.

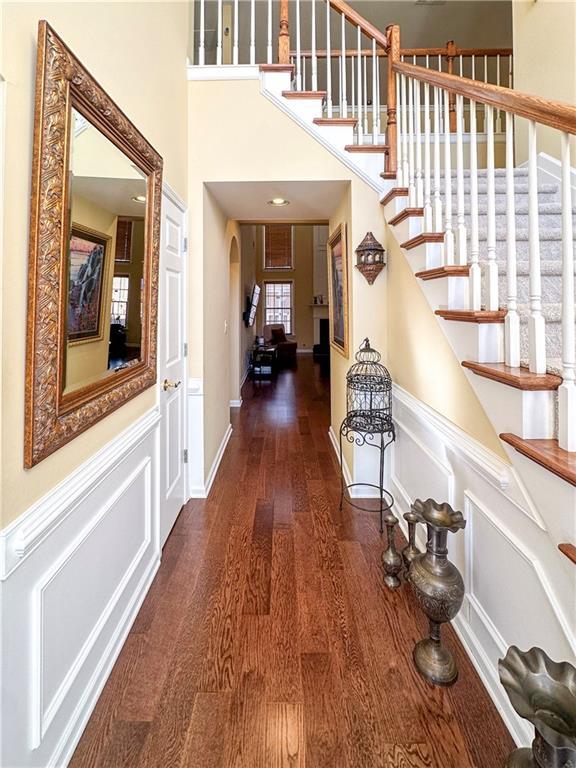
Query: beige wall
[[512, 0, 576, 161], [255, 225, 315, 352], [386, 232, 508, 460], [0, 2, 188, 528]]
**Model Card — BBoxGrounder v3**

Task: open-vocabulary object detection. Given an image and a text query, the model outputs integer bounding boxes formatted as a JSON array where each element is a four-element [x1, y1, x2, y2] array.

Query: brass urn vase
[[499, 646, 576, 768], [408, 498, 466, 687]]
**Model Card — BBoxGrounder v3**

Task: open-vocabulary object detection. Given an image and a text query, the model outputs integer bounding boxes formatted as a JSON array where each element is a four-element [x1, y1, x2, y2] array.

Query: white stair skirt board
[[388, 386, 576, 748], [0, 408, 161, 768]]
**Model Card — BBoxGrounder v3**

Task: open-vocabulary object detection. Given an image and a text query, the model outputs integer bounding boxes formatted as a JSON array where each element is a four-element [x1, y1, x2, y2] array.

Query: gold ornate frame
[[25, 21, 163, 467], [327, 224, 349, 358]]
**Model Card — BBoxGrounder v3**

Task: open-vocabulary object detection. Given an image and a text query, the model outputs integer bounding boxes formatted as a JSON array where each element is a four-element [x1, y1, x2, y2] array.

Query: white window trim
[[263, 279, 295, 336], [262, 224, 294, 271]]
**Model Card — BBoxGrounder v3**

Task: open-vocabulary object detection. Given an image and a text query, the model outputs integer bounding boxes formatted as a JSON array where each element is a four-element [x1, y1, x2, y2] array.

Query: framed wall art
[[327, 223, 349, 357]]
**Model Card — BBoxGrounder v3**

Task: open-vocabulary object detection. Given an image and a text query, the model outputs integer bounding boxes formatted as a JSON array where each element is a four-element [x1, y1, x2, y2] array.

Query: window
[[264, 282, 293, 334], [115, 219, 133, 262], [111, 276, 129, 326], [264, 224, 293, 270]]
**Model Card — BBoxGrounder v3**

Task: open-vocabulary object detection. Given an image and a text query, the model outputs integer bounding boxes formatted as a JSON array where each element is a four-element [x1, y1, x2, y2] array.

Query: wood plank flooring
[[70, 358, 515, 767]]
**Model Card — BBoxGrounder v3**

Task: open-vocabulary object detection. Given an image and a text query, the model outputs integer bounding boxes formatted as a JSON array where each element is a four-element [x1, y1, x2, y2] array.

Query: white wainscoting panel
[[381, 385, 575, 747], [0, 409, 161, 768]]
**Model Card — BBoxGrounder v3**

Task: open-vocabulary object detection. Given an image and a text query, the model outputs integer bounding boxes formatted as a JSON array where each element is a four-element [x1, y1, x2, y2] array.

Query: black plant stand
[[338, 415, 396, 534]]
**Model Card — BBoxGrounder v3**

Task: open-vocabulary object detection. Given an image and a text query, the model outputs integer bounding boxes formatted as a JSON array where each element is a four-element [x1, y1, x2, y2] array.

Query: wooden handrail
[[291, 47, 513, 60], [393, 61, 576, 135], [326, 0, 389, 53]]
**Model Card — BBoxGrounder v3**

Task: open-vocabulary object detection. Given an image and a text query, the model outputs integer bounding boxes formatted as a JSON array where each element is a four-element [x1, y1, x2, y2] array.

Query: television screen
[[247, 284, 260, 327]]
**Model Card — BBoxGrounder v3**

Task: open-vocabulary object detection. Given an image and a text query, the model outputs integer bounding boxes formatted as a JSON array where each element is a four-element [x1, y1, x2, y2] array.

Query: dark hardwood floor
[[70, 357, 514, 767]]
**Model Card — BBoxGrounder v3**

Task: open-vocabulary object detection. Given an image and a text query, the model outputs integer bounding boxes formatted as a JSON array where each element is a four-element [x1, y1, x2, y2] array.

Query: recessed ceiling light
[[268, 197, 290, 207], [132, 195, 146, 203]]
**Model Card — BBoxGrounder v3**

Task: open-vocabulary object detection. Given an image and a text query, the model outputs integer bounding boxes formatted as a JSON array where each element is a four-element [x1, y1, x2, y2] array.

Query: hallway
[[70, 358, 514, 768]]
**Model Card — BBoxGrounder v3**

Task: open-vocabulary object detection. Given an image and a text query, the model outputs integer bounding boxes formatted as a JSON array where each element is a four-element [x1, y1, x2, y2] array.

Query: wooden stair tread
[[435, 309, 507, 323], [260, 64, 295, 72], [401, 232, 445, 250], [345, 144, 389, 153], [462, 361, 562, 390], [389, 207, 424, 226], [559, 543, 576, 565], [282, 90, 327, 99], [500, 434, 576, 487], [382, 187, 408, 207], [313, 117, 358, 126], [416, 266, 470, 280]]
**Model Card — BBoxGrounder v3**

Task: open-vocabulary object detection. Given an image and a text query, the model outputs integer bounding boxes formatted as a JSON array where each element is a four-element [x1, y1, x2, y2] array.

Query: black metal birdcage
[[339, 338, 396, 543], [346, 338, 393, 433]]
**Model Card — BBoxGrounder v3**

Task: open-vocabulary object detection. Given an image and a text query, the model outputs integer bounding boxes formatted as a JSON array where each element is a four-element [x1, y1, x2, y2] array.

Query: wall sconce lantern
[[355, 232, 386, 285]]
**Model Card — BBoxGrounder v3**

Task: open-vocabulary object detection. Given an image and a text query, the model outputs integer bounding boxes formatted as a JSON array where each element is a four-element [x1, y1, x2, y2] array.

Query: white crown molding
[[0, 408, 161, 580], [260, 83, 383, 195], [393, 384, 511, 491], [187, 64, 260, 81]]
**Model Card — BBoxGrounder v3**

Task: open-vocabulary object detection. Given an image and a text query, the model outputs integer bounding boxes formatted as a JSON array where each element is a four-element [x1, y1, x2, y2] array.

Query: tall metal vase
[[499, 646, 576, 768], [408, 498, 466, 687]]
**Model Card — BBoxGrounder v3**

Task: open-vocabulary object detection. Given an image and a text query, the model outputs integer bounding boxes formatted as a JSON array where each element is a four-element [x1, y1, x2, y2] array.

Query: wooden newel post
[[278, 0, 290, 64], [446, 39, 457, 131], [385, 24, 400, 177]]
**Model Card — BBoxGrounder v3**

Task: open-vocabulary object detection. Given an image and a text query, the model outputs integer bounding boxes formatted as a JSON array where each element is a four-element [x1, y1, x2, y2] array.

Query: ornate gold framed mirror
[[25, 22, 163, 467]]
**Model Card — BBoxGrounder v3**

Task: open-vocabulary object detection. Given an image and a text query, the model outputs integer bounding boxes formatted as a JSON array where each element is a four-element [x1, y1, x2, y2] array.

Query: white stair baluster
[[559, 132, 576, 450], [340, 13, 347, 116], [483, 55, 488, 130], [357, 28, 363, 143], [363, 54, 369, 138], [486, 104, 498, 310], [303, 56, 307, 90], [414, 78, 423, 207], [311, 0, 318, 91], [233, 0, 239, 65], [396, 73, 404, 187], [199, 0, 206, 65], [471, 55, 476, 81], [455, 94, 467, 265], [326, 3, 333, 118], [528, 120, 546, 373], [372, 41, 378, 143], [249, 0, 255, 65], [296, 0, 302, 90], [433, 86, 443, 233], [407, 75, 416, 205], [401, 74, 409, 190], [267, 0, 272, 64], [351, 55, 355, 118], [217, 0, 223, 65], [505, 111, 520, 366], [338, 54, 343, 116], [375, 47, 381, 138], [443, 88, 455, 264], [469, 98, 481, 310], [495, 55, 502, 132], [423, 81, 433, 231]]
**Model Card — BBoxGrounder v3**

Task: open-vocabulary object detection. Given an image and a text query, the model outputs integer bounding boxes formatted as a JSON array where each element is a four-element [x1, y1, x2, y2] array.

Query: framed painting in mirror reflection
[[67, 225, 109, 343]]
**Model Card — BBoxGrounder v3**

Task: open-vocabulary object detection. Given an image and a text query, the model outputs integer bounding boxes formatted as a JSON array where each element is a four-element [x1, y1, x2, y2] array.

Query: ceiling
[[72, 176, 147, 218], [204, 180, 350, 222]]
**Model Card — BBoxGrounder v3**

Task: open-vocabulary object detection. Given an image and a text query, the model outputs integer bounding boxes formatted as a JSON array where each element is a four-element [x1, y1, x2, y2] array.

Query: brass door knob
[[163, 378, 182, 391]]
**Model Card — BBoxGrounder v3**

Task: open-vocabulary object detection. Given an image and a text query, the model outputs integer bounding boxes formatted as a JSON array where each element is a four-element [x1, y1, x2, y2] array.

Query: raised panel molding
[[0, 408, 161, 768]]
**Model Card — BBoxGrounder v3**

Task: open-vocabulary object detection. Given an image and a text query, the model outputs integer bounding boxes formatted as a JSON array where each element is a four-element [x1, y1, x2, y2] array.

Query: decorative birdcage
[[346, 338, 393, 434]]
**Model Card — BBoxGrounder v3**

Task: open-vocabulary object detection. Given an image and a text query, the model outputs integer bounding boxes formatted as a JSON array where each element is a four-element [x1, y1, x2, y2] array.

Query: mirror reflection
[[64, 108, 147, 394]]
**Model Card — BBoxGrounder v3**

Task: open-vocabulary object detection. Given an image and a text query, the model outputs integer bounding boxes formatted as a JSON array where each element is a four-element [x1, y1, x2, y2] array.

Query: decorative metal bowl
[[499, 646, 576, 767]]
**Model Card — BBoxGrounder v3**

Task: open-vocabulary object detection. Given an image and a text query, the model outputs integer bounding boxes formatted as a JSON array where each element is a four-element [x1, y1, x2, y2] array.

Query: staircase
[[190, 0, 576, 731]]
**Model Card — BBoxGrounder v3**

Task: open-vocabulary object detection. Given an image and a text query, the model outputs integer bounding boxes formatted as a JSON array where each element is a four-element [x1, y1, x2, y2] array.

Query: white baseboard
[[189, 423, 233, 499], [0, 408, 161, 768], [328, 425, 352, 488], [296, 348, 313, 355], [230, 399, 243, 408]]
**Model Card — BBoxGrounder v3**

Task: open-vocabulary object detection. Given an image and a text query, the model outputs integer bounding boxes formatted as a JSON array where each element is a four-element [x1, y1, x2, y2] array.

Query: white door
[[159, 191, 187, 546]]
